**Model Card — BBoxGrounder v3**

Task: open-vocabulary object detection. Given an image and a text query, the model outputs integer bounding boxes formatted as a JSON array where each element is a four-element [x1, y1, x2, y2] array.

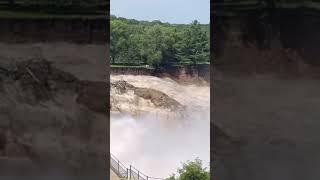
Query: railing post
[[147, 176, 149, 180], [138, 171, 140, 179], [130, 165, 132, 179], [127, 168, 129, 178], [117, 160, 120, 174]]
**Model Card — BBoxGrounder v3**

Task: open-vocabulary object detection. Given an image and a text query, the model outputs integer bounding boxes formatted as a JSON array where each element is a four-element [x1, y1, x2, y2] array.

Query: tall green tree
[[144, 24, 179, 67], [176, 20, 210, 65], [110, 20, 129, 63]]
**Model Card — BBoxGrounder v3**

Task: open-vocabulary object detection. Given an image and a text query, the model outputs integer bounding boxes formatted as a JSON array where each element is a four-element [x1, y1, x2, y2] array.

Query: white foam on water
[[111, 75, 210, 178]]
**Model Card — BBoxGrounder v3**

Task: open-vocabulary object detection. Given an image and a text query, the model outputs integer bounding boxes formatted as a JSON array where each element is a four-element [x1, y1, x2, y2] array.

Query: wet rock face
[[111, 80, 135, 94], [0, 59, 107, 177]]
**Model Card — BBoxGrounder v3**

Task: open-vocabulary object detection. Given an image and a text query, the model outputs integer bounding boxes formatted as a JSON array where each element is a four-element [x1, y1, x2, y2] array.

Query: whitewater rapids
[[110, 75, 210, 178]]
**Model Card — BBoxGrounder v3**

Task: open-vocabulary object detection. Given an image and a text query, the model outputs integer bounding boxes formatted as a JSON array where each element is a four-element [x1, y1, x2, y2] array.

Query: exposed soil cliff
[[111, 65, 210, 85]]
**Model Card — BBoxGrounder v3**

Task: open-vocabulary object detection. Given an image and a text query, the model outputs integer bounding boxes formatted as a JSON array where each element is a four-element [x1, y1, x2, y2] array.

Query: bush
[[166, 158, 210, 180]]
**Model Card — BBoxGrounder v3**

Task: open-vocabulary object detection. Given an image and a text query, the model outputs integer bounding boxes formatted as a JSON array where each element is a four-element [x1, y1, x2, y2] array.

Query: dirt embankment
[[111, 65, 210, 86], [0, 58, 107, 177]]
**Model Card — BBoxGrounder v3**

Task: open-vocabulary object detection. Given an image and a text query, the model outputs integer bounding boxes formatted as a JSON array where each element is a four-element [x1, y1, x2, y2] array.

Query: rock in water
[[111, 80, 184, 113]]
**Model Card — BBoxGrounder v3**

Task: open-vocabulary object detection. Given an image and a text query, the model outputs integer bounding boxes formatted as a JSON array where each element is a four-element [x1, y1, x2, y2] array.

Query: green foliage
[[110, 20, 129, 63], [110, 15, 210, 69], [166, 158, 210, 180], [176, 20, 210, 65]]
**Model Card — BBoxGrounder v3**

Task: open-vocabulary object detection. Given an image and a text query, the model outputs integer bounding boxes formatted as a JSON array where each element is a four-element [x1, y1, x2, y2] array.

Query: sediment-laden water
[[110, 75, 210, 177]]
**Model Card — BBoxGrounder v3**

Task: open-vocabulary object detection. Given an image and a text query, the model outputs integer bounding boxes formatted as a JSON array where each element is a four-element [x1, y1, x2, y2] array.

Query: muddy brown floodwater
[[111, 75, 210, 178]]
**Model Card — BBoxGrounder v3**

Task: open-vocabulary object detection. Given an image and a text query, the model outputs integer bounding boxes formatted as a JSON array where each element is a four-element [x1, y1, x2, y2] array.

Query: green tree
[[176, 20, 209, 65], [144, 25, 166, 67], [166, 158, 210, 180], [110, 20, 129, 63], [144, 24, 179, 67], [110, 16, 209, 68]]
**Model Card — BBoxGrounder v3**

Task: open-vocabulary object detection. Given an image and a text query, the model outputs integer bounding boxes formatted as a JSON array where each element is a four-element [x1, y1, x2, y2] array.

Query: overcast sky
[[110, 0, 210, 24]]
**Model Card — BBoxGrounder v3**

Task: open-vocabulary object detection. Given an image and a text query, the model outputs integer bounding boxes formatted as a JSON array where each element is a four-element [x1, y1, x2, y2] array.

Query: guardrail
[[110, 153, 165, 180]]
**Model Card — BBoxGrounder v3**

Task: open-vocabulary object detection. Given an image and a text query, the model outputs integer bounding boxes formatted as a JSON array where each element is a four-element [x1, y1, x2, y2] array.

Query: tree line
[[110, 15, 210, 69]]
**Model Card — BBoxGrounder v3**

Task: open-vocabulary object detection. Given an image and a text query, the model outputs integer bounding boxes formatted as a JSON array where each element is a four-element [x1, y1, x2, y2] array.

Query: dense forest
[[110, 15, 210, 69]]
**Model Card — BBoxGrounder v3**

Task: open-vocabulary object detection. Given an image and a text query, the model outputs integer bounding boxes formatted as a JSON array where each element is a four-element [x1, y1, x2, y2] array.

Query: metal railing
[[110, 153, 165, 180], [111, 154, 129, 178]]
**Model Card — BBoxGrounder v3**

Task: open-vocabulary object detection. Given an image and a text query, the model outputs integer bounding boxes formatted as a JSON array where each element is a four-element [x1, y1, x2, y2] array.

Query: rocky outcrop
[[111, 80, 183, 113]]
